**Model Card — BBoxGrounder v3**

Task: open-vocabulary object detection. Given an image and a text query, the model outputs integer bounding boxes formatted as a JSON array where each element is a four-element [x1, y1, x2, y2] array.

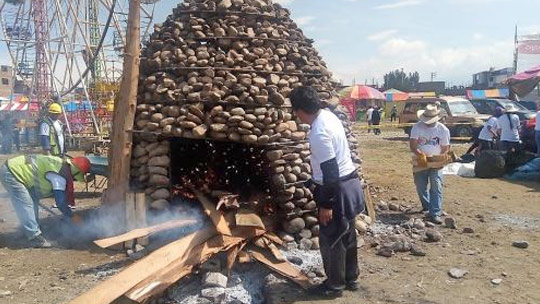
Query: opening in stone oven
[[169, 137, 276, 218]]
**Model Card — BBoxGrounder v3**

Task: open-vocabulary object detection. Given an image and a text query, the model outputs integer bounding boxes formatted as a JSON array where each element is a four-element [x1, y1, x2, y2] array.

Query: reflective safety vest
[[42, 117, 63, 156], [7, 155, 67, 198]]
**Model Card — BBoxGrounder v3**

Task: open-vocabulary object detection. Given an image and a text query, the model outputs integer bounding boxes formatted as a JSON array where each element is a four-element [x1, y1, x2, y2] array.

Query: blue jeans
[[413, 169, 443, 217], [0, 164, 42, 239], [536, 131, 540, 155]]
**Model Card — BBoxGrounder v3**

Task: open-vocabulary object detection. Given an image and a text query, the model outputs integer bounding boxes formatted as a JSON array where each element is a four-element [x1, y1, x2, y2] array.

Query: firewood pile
[[130, 0, 363, 247]]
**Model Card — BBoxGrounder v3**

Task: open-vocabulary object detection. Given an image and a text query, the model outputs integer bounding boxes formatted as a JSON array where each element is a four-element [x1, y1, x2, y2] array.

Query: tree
[[383, 69, 420, 92]]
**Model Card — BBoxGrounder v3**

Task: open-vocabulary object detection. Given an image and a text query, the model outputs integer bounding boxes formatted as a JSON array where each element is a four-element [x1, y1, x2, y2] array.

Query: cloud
[[373, 0, 424, 10], [473, 33, 484, 40], [273, 0, 295, 5], [367, 29, 398, 41], [314, 39, 333, 48], [327, 38, 513, 85], [295, 16, 316, 26]]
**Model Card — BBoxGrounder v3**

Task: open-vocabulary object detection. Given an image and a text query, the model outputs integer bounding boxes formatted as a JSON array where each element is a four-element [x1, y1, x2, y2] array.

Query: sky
[[150, 0, 540, 86], [1, 0, 540, 88]]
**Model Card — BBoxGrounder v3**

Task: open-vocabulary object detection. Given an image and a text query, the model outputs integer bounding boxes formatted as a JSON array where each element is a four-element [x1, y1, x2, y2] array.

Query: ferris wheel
[[0, 0, 160, 134]]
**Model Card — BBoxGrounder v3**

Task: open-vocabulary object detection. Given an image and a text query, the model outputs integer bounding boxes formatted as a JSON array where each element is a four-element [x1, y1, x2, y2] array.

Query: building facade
[[472, 67, 513, 89], [0, 65, 13, 97]]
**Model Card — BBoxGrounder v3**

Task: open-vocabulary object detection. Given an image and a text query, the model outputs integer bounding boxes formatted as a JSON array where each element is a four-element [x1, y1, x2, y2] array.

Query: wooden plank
[[250, 247, 311, 290], [135, 192, 148, 246], [262, 237, 286, 262], [125, 192, 137, 249], [226, 242, 247, 275], [94, 218, 198, 249], [191, 188, 233, 236], [364, 187, 377, 221], [235, 209, 265, 229], [237, 251, 251, 264], [104, 0, 141, 206], [125, 228, 264, 303], [263, 232, 283, 246], [68, 226, 216, 304]]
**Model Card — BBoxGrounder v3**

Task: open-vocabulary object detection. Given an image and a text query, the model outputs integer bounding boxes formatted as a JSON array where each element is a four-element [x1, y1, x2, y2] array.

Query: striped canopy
[[466, 88, 509, 100], [0, 102, 29, 111], [339, 85, 385, 100], [384, 89, 409, 102]]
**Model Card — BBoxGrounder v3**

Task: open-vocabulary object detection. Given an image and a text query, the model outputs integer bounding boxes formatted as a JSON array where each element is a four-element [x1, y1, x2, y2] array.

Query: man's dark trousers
[[319, 217, 359, 290], [315, 177, 364, 290]]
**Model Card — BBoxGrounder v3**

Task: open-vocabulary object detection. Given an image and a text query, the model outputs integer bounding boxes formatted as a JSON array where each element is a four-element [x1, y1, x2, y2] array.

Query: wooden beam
[[104, 0, 141, 206], [250, 247, 311, 289], [226, 242, 246, 275], [94, 218, 198, 249], [134, 192, 148, 246], [364, 187, 377, 221], [125, 228, 264, 303], [125, 192, 137, 249], [68, 226, 216, 304], [191, 188, 233, 236]]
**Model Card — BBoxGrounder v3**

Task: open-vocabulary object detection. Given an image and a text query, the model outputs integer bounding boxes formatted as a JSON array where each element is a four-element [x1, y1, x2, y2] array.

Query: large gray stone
[[448, 268, 468, 279], [202, 272, 228, 289], [200, 287, 225, 303]]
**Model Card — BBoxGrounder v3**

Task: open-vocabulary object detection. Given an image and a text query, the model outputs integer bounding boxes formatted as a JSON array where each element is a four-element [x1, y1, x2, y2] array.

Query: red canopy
[[505, 64, 540, 97]]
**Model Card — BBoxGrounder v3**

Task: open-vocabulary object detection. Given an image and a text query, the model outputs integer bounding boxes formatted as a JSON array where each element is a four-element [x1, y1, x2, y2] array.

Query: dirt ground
[[1, 128, 539, 304]]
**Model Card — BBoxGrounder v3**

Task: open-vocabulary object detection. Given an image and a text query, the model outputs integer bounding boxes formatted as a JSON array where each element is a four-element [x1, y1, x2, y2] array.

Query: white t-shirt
[[498, 113, 520, 142], [40, 119, 65, 154], [366, 108, 374, 121], [309, 109, 356, 184], [478, 117, 499, 141], [535, 111, 540, 131], [410, 122, 451, 157]]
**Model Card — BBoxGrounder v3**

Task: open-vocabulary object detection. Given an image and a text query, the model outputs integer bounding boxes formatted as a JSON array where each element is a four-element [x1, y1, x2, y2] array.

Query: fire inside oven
[[169, 138, 273, 211]]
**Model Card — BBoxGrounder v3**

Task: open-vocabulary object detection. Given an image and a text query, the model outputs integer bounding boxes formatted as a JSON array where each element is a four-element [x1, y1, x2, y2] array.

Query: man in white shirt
[[497, 106, 521, 152], [477, 107, 503, 151], [40, 102, 66, 156], [290, 86, 364, 298], [409, 104, 451, 224], [535, 110, 540, 156], [366, 106, 374, 133]]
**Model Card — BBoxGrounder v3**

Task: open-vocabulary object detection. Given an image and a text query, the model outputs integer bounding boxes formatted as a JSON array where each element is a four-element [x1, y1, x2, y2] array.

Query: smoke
[[43, 197, 208, 249]]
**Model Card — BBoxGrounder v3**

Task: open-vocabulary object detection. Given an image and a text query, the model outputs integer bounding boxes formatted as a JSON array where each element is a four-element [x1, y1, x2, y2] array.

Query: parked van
[[399, 97, 489, 137]]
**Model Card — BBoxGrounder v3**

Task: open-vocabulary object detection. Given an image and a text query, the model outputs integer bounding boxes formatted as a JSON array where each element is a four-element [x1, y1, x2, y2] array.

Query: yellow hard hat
[[48, 103, 62, 114]]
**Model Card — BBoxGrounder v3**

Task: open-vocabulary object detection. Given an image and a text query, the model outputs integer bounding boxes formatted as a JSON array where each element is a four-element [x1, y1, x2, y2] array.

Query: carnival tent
[[340, 85, 386, 100], [384, 89, 409, 102]]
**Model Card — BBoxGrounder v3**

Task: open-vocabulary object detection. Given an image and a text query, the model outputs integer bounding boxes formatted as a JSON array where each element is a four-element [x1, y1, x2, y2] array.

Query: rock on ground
[[202, 272, 228, 289], [448, 268, 468, 279], [512, 240, 529, 249], [200, 287, 226, 303]]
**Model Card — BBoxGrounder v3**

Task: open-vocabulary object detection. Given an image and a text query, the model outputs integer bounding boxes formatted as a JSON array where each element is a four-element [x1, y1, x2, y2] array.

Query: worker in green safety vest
[[39, 102, 66, 156], [0, 155, 91, 248]]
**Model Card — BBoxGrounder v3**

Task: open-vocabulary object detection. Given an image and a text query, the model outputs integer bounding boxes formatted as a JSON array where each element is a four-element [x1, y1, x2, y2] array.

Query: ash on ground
[[166, 263, 270, 304], [164, 247, 323, 304]]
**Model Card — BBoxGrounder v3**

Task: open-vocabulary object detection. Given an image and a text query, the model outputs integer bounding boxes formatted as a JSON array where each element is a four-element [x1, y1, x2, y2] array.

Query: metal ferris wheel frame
[[0, 0, 158, 135]]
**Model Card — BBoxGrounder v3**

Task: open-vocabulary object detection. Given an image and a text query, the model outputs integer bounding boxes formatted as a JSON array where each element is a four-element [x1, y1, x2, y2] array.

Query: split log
[[249, 247, 311, 289], [68, 226, 216, 304], [191, 187, 233, 236], [125, 228, 265, 303], [94, 218, 198, 249], [363, 187, 377, 221]]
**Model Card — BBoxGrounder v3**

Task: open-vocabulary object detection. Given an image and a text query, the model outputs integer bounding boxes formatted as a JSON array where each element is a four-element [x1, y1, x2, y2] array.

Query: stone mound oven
[[129, 0, 362, 247]]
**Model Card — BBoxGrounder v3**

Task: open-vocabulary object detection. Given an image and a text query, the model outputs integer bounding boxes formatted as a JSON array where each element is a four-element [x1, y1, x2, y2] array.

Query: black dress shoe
[[346, 281, 359, 291], [308, 284, 343, 298]]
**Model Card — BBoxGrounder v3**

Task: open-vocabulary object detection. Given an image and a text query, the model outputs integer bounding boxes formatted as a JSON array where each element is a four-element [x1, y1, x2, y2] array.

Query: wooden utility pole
[[104, 0, 141, 206]]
